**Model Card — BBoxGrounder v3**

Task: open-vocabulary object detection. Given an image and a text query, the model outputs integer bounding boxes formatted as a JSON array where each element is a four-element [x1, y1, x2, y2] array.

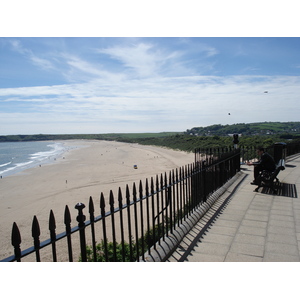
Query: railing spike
[[125, 183, 133, 261], [49, 210, 56, 231], [151, 177, 154, 194], [117, 186, 125, 261], [89, 196, 94, 215], [99, 192, 108, 261], [12, 222, 21, 247], [100, 193, 105, 213], [145, 178, 149, 194], [109, 190, 115, 210], [32, 215, 41, 262], [49, 210, 57, 262], [133, 182, 137, 197], [89, 196, 96, 261], [126, 184, 130, 205], [64, 205, 73, 262], [32, 215, 41, 238], [64, 205, 71, 225], [11, 222, 21, 262], [118, 187, 123, 208], [109, 190, 117, 261], [139, 180, 143, 194]]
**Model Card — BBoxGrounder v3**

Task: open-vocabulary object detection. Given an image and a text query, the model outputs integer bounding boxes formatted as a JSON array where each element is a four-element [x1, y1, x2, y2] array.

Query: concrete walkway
[[167, 153, 300, 262]]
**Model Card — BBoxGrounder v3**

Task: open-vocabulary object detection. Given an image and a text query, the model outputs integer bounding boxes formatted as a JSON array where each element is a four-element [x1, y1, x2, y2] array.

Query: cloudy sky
[[1, 36, 300, 135]]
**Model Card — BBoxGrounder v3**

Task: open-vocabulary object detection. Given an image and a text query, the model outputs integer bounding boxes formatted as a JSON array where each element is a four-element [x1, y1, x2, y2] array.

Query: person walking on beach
[[247, 146, 276, 185]]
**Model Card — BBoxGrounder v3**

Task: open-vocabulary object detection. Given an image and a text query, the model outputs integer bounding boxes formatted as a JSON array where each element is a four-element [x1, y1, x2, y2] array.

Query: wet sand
[[0, 140, 194, 261]]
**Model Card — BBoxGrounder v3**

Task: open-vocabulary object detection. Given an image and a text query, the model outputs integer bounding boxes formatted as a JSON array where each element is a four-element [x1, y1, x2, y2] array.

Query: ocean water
[[0, 141, 69, 178]]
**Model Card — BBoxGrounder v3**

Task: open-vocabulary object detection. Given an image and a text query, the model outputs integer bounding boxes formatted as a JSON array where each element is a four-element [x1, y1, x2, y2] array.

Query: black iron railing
[[1, 147, 241, 262], [195, 142, 300, 167], [240, 143, 296, 165]]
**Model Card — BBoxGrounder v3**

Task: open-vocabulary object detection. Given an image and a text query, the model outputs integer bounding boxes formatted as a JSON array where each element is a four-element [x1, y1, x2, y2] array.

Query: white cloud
[[98, 43, 158, 77], [30, 55, 54, 70], [1, 74, 300, 135], [9, 39, 27, 54], [97, 42, 185, 78], [8, 38, 55, 71], [201, 45, 219, 57]]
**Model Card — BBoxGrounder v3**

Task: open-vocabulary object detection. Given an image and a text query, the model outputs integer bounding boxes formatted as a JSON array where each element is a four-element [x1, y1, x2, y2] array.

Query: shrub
[[81, 240, 137, 262]]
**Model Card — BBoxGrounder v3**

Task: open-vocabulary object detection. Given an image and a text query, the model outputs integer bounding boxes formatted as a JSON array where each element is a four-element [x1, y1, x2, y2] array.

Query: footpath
[[167, 153, 300, 262]]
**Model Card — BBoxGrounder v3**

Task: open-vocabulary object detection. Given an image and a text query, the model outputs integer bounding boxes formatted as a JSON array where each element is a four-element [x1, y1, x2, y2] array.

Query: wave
[[0, 142, 67, 177], [0, 161, 34, 175], [15, 161, 34, 168], [0, 161, 12, 168], [29, 143, 65, 161]]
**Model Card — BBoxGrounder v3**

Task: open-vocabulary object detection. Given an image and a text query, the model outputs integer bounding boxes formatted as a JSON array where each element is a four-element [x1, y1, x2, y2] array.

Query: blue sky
[[1, 37, 300, 135]]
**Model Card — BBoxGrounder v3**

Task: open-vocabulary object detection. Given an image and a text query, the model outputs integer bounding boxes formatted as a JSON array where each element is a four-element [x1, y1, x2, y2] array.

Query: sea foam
[[0, 142, 67, 177]]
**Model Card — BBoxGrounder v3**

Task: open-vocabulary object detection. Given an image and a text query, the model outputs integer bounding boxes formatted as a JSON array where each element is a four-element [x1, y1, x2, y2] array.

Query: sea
[[0, 141, 72, 178]]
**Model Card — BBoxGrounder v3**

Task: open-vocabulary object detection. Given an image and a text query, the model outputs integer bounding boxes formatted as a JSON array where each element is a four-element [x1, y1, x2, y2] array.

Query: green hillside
[[185, 122, 300, 137], [0, 132, 179, 143]]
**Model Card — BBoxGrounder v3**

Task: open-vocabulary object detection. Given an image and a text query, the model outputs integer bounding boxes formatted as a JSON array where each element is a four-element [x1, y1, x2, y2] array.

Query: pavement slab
[[167, 153, 300, 262]]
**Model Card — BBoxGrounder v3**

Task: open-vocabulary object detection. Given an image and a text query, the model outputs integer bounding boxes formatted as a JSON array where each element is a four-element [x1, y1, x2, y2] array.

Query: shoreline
[[0, 140, 81, 178], [0, 140, 194, 261]]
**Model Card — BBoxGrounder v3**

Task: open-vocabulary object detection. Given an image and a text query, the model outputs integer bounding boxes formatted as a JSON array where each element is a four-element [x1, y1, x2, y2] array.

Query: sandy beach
[[0, 140, 194, 261]]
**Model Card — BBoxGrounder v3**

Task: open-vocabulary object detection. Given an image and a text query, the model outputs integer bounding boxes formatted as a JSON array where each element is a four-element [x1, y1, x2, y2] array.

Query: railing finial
[[75, 202, 86, 225]]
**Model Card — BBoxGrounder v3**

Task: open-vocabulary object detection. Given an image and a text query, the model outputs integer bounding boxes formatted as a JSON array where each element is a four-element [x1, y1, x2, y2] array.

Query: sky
[[1, 36, 300, 135]]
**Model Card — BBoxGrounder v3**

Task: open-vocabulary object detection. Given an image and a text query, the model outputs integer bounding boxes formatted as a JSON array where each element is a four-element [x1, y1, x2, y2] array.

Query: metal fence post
[[89, 197, 97, 262], [100, 193, 108, 262], [75, 203, 87, 262], [49, 210, 57, 262], [32, 216, 41, 262], [11, 222, 21, 262], [64, 205, 73, 262]]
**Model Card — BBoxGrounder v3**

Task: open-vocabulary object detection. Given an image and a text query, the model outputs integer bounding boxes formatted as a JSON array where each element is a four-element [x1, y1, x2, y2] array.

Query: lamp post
[[233, 133, 239, 149]]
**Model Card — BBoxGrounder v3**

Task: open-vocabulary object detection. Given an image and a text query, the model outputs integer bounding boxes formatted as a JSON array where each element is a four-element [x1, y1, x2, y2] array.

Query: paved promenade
[[168, 153, 300, 262]]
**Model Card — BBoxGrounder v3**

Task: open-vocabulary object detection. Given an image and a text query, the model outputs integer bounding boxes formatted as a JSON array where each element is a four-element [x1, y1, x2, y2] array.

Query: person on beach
[[247, 147, 276, 185]]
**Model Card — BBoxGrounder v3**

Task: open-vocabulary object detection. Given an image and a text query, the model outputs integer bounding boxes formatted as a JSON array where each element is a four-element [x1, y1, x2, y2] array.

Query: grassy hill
[[185, 122, 300, 137], [0, 132, 179, 143]]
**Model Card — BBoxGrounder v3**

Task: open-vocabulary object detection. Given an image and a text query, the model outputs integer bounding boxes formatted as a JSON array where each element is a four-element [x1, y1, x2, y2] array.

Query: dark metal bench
[[254, 159, 285, 194]]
